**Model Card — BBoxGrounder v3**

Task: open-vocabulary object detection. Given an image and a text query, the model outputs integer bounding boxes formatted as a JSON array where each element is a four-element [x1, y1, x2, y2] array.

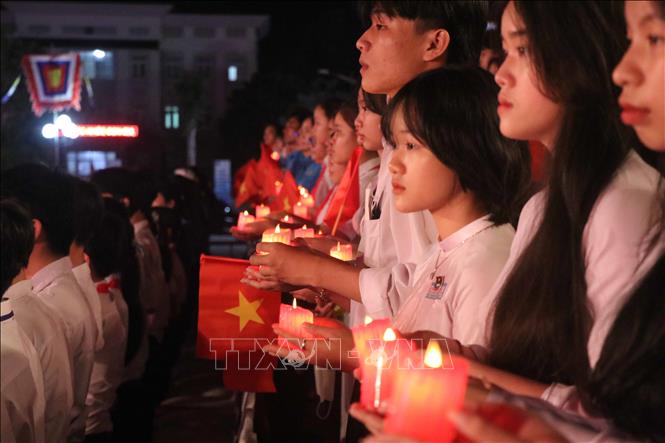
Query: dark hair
[[336, 101, 359, 130], [1, 164, 75, 257], [1, 200, 34, 294], [150, 206, 180, 283], [128, 171, 158, 219], [71, 177, 103, 247], [90, 167, 132, 201], [361, 1, 488, 65], [581, 253, 665, 441], [382, 66, 531, 225], [488, 1, 631, 385], [101, 197, 145, 364], [362, 89, 388, 116], [285, 106, 312, 126], [316, 97, 344, 120], [263, 122, 282, 138]]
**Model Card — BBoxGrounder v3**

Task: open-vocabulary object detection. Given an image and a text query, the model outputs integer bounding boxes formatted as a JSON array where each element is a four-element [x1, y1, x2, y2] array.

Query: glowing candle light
[[300, 193, 315, 208], [282, 215, 290, 223], [274, 180, 283, 195], [330, 242, 353, 261], [256, 204, 271, 219], [278, 298, 314, 346], [271, 151, 280, 161], [384, 342, 470, 443], [293, 224, 315, 239], [261, 224, 291, 244], [237, 210, 255, 231], [294, 201, 309, 219]]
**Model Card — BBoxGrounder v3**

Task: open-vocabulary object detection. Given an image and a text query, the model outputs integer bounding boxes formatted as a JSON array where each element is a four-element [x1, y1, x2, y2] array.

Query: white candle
[[293, 224, 315, 239], [294, 202, 309, 219], [330, 242, 353, 261], [256, 204, 270, 219], [262, 224, 291, 244], [237, 210, 255, 230]]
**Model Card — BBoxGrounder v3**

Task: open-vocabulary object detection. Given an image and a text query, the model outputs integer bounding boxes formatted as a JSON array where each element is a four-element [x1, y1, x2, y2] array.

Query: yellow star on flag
[[283, 197, 291, 211], [225, 290, 265, 332]]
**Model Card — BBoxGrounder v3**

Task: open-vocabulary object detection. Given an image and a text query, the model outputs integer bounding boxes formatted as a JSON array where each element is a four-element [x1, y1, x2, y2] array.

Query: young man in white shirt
[[1, 199, 47, 443], [3, 164, 97, 441]]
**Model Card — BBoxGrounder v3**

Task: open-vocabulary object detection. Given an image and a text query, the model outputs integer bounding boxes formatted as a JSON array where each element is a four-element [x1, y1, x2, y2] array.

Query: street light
[[92, 49, 106, 59]]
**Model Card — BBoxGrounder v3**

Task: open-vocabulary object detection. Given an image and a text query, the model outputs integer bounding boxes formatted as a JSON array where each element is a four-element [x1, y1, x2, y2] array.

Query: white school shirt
[[393, 217, 514, 347], [85, 278, 128, 435], [1, 297, 46, 443], [5, 280, 74, 443], [72, 262, 105, 351], [134, 220, 170, 342], [31, 256, 97, 440], [358, 146, 439, 319]]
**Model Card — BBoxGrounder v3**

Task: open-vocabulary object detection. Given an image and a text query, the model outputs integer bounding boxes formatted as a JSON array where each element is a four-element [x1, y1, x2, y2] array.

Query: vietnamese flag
[[256, 144, 285, 201], [269, 170, 300, 213], [234, 158, 256, 197], [322, 147, 362, 229], [197, 255, 281, 392], [235, 163, 260, 207]]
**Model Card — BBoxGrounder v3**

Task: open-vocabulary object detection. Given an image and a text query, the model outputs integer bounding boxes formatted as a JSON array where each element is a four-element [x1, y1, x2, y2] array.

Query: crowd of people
[[2, 0, 664, 442], [1, 166, 212, 442], [231, 1, 664, 442]]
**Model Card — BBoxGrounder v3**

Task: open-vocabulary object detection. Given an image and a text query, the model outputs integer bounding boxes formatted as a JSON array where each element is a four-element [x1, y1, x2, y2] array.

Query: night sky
[[170, 1, 365, 80]]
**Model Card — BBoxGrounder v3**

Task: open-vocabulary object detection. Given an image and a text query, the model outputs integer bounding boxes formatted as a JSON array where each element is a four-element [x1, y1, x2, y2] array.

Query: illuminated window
[[164, 105, 180, 129], [228, 65, 238, 82]]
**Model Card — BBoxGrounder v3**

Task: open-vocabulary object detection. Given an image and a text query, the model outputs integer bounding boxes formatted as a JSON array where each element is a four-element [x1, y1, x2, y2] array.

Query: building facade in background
[[1, 1, 269, 178]]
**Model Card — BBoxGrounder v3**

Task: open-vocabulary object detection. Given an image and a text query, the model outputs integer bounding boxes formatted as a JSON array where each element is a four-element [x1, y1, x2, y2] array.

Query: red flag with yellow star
[[269, 170, 300, 213], [197, 255, 281, 392]]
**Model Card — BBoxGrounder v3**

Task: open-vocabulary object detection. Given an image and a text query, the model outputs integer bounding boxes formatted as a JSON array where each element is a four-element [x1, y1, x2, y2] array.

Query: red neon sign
[[76, 124, 139, 138]]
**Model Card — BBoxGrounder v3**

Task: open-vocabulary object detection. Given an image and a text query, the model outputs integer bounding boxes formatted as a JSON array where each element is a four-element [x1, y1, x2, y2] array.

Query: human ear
[[32, 219, 43, 242], [423, 28, 450, 62]]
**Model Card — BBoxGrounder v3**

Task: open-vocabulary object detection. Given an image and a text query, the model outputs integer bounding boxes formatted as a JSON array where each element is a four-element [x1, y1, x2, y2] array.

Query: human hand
[[240, 265, 302, 292], [249, 242, 326, 287]]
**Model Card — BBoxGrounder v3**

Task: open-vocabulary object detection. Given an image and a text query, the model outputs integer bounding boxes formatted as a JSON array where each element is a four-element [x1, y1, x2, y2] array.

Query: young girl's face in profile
[[388, 108, 460, 214], [613, 1, 665, 151], [494, 1, 563, 148], [355, 91, 383, 152], [329, 113, 357, 164]]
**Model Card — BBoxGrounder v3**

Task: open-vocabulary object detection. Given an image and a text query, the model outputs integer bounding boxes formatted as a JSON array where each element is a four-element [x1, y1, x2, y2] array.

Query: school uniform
[[1, 297, 46, 443], [31, 256, 97, 440], [73, 262, 105, 351], [133, 220, 170, 342], [477, 150, 664, 411], [313, 157, 333, 208], [393, 216, 515, 347], [85, 277, 129, 437], [5, 280, 74, 443], [357, 146, 439, 320]]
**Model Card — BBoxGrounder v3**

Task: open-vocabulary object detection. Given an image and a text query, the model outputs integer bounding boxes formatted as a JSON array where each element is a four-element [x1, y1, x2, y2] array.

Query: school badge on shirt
[[426, 275, 447, 300]]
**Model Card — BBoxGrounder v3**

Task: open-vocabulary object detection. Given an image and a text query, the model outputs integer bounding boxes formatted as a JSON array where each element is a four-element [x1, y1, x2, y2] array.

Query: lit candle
[[352, 317, 392, 367], [330, 242, 353, 261], [293, 224, 315, 239], [256, 204, 271, 219], [281, 215, 291, 223], [271, 151, 280, 161], [237, 210, 255, 231], [384, 342, 470, 443], [278, 298, 314, 346], [262, 224, 291, 244], [300, 193, 315, 208], [294, 201, 309, 219], [274, 180, 283, 195], [360, 328, 402, 409]]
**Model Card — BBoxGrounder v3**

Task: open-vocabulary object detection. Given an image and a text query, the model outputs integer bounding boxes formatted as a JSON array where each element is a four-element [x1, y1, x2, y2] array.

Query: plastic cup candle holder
[[383, 342, 470, 443], [294, 225, 315, 239], [278, 298, 313, 347], [330, 242, 353, 261], [237, 210, 255, 231], [256, 204, 271, 219], [294, 201, 309, 219], [262, 224, 291, 245]]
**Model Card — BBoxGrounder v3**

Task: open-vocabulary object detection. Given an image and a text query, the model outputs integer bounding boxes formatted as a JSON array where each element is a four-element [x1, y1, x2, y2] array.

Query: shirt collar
[[0, 298, 14, 321], [2, 279, 33, 301], [439, 214, 494, 253], [31, 256, 73, 293]]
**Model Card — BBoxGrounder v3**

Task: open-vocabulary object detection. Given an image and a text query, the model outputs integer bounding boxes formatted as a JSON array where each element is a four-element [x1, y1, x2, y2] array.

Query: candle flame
[[282, 215, 290, 222], [243, 210, 249, 215], [296, 201, 302, 207], [274, 180, 282, 186], [302, 225, 307, 229], [364, 315, 373, 325], [382, 328, 397, 342], [424, 341, 443, 368], [336, 241, 341, 251], [275, 224, 281, 233], [292, 298, 297, 309], [318, 229, 323, 235]]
